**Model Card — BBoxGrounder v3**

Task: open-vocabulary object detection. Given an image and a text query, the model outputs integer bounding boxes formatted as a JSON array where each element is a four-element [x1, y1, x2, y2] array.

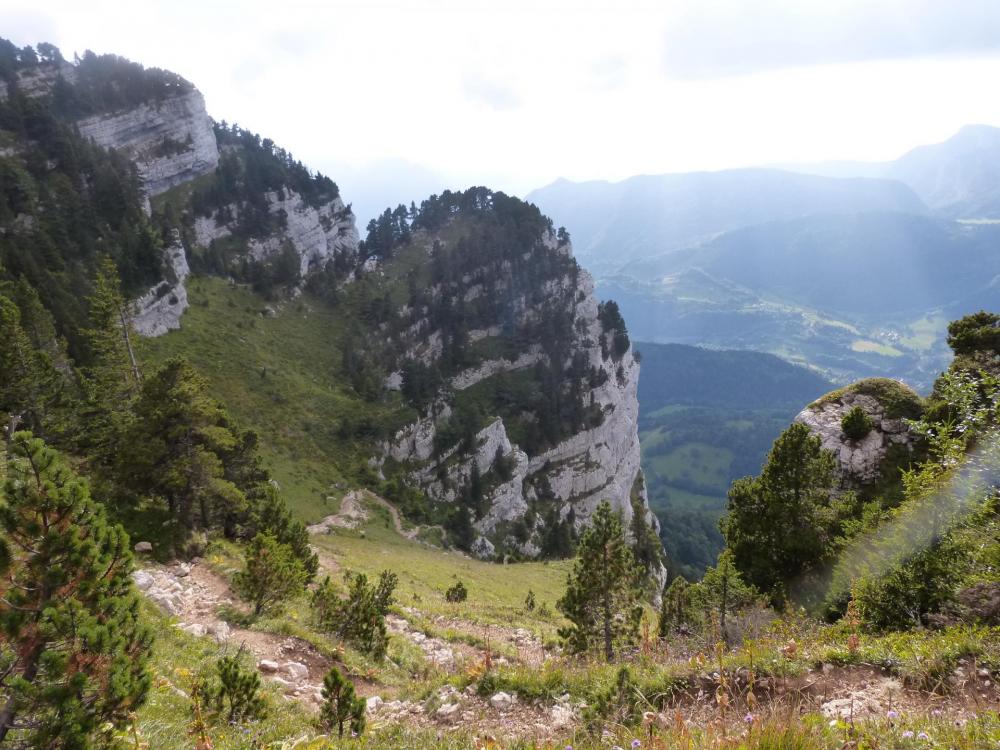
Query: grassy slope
[[312, 498, 571, 634], [141, 276, 408, 522]]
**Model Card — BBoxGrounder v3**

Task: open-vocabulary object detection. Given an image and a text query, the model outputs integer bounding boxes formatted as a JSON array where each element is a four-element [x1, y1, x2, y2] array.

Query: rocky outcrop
[[192, 189, 359, 275], [132, 235, 190, 337], [795, 381, 923, 486], [384, 239, 661, 563], [76, 90, 219, 196]]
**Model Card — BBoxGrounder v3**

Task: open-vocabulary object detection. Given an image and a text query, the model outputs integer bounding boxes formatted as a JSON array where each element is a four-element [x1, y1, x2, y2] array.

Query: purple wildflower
[[632, 741, 641, 749], [887, 710, 899, 720], [902, 731, 914, 739], [744, 713, 754, 724], [917, 732, 930, 741]]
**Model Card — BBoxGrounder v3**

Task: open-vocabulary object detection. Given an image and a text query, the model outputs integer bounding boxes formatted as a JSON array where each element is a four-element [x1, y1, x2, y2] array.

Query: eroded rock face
[[76, 90, 219, 197], [795, 390, 920, 486], [132, 235, 190, 337], [192, 189, 359, 276], [384, 240, 660, 564]]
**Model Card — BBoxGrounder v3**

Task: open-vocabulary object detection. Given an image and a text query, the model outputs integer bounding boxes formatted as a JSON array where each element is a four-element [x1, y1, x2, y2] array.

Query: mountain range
[[529, 125, 1000, 388]]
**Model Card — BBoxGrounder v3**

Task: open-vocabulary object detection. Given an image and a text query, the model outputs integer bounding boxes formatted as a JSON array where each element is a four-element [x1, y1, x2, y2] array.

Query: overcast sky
[[7, 0, 1000, 220]]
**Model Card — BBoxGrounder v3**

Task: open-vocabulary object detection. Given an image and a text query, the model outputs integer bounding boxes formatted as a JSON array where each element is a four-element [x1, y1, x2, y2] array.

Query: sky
[[7, 0, 1000, 222]]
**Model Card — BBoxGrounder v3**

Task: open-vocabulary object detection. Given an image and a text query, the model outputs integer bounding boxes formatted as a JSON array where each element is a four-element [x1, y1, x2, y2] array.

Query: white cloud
[[5, 0, 1000, 201]]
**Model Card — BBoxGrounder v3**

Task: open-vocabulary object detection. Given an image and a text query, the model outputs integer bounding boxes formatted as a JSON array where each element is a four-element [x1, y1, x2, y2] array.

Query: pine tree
[[234, 533, 308, 616], [319, 667, 365, 738], [557, 501, 643, 661], [722, 422, 837, 606], [658, 576, 692, 638], [81, 257, 142, 465], [121, 358, 247, 529], [209, 653, 265, 723], [249, 483, 319, 581], [0, 296, 65, 438], [0, 432, 152, 746]]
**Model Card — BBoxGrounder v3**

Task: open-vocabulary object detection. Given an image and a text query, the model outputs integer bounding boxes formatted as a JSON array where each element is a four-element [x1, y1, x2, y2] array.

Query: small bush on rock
[[842, 405, 876, 440]]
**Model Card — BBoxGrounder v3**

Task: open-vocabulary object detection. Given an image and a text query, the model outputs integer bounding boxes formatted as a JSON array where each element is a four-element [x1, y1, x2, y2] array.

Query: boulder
[[366, 696, 384, 714], [551, 703, 575, 728], [258, 660, 280, 673], [134, 541, 153, 553], [436, 703, 461, 721], [283, 661, 309, 682], [489, 692, 514, 710], [132, 570, 154, 591]]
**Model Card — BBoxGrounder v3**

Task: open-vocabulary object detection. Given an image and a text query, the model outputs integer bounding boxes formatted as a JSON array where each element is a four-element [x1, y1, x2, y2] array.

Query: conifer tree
[[80, 257, 142, 466], [722, 422, 837, 605], [234, 533, 309, 616], [121, 358, 247, 529], [0, 432, 152, 746], [0, 296, 65, 438], [319, 667, 365, 738], [557, 501, 643, 661]]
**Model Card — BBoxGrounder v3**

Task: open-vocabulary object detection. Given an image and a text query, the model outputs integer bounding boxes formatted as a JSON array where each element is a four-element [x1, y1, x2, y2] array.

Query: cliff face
[[76, 90, 219, 197], [192, 188, 359, 277], [382, 228, 660, 564]]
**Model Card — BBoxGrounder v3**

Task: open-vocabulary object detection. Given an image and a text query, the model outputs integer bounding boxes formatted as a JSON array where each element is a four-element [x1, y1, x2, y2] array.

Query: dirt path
[[136, 563, 341, 707]]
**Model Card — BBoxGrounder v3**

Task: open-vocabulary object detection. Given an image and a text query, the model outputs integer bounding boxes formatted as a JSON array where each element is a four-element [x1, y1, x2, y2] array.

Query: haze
[[7, 0, 1000, 223]]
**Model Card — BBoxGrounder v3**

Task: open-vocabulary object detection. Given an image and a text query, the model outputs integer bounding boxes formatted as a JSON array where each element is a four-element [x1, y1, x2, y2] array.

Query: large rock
[[795, 379, 923, 486], [133, 235, 190, 337]]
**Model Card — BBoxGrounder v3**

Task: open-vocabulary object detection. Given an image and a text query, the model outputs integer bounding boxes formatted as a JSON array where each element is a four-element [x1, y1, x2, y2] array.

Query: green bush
[[841, 405, 875, 440], [445, 580, 468, 602]]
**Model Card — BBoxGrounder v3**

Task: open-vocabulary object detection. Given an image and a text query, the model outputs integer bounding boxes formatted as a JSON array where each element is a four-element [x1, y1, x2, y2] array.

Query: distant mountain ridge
[[781, 124, 1000, 219], [528, 125, 1000, 386], [527, 168, 927, 274]]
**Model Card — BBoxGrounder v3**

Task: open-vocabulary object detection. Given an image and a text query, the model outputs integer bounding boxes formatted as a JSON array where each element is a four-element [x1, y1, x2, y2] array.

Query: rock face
[[191, 189, 359, 276], [132, 235, 190, 337], [795, 384, 922, 486], [384, 238, 661, 564], [76, 90, 219, 197]]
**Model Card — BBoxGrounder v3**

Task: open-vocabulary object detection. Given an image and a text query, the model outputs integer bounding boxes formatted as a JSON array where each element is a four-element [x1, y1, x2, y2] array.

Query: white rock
[[132, 570, 154, 591], [177, 622, 206, 637], [366, 696, 384, 714], [207, 622, 231, 643], [436, 703, 460, 720], [76, 90, 219, 197], [283, 661, 309, 682], [134, 541, 153, 553], [551, 703, 575, 728], [258, 660, 280, 673], [489, 692, 514, 710]]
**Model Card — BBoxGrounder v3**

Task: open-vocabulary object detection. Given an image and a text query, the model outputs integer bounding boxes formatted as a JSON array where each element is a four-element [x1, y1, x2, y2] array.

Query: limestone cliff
[[379, 219, 661, 567], [76, 90, 219, 197]]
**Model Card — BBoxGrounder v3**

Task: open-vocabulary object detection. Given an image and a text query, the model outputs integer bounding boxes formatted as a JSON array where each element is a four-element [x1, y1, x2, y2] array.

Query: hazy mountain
[[527, 168, 926, 274], [601, 212, 1000, 387], [783, 124, 1000, 219]]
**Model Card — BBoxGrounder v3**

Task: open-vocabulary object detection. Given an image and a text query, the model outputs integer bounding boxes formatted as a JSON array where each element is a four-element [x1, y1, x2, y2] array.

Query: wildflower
[[902, 731, 914, 739], [917, 733, 930, 741], [744, 713, 754, 724], [887, 710, 899, 720], [632, 741, 641, 749]]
